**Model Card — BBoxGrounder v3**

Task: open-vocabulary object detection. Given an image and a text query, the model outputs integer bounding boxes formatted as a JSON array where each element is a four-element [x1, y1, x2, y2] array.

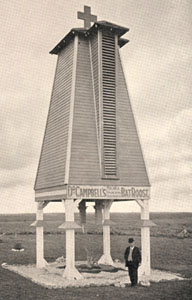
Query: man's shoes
[[131, 284, 137, 287]]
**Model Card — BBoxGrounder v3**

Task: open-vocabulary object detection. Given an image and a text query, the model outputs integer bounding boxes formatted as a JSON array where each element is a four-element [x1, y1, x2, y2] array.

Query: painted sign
[[67, 185, 150, 200]]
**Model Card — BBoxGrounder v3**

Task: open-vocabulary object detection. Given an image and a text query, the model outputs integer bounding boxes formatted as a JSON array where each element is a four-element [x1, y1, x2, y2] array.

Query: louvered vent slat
[[102, 32, 117, 177], [90, 35, 100, 143]]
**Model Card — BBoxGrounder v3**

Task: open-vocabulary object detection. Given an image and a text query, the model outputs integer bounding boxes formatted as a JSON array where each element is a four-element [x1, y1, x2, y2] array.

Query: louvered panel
[[101, 31, 117, 177], [35, 40, 74, 190], [90, 34, 100, 142]]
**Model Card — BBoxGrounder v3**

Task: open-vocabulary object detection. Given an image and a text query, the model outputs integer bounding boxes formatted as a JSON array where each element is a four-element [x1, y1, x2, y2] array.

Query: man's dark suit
[[124, 246, 141, 286]]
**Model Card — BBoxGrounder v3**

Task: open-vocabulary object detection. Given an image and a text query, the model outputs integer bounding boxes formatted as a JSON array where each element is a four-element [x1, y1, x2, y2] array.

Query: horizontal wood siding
[[69, 37, 101, 184], [116, 50, 150, 186], [35, 41, 74, 190], [35, 194, 66, 202]]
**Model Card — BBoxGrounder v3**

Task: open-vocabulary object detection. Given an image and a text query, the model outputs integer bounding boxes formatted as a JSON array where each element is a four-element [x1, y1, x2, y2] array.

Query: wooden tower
[[32, 6, 154, 283]]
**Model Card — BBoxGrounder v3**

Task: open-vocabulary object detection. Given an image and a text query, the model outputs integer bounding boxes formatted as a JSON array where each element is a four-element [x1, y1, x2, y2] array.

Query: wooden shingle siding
[[116, 50, 150, 186], [101, 32, 117, 177], [69, 37, 101, 184], [35, 40, 74, 190]]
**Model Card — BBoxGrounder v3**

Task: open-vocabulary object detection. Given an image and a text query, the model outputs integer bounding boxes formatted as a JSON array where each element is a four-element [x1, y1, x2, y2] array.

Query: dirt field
[[0, 213, 192, 300]]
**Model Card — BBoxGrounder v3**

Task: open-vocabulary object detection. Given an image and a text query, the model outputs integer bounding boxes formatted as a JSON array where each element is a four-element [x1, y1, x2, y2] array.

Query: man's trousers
[[128, 264, 138, 286]]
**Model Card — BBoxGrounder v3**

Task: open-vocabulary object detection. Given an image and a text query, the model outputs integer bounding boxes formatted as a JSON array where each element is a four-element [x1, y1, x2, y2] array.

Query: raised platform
[[1, 261, 184, 289]]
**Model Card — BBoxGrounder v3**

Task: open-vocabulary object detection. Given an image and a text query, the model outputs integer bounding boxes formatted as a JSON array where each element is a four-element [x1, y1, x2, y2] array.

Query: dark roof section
[[50, 21, 129, 55], [118, 38, 129, 48], [90, 21, 129, 37]]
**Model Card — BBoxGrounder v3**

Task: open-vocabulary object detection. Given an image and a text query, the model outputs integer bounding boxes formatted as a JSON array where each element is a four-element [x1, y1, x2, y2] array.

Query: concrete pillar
[[62, 199, 83, 280], [34, 202, 49, 268], [78, 200, 87, 233], [98, 200, 114, 265], [140, 199, 151, 284], [94, 200, 103, 225]]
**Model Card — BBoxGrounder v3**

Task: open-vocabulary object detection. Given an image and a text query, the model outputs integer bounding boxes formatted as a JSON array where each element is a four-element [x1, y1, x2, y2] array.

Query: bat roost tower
[[32, 6, 154, 283]]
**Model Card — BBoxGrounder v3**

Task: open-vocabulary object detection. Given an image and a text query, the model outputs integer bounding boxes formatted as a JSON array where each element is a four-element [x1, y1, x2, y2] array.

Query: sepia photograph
[[0, 1, 192, 299]]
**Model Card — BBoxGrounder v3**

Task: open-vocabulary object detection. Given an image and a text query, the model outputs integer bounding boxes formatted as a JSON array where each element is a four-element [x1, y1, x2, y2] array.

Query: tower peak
[[50, 21, 129, 55]]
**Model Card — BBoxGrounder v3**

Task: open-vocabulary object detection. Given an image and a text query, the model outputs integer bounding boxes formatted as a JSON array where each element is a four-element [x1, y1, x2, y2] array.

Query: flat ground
[[0, 213, 192, 300]]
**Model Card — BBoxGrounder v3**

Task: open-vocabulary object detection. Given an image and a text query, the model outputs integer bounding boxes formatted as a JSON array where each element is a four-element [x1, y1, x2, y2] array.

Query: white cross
[[77, 6, 97, 29]]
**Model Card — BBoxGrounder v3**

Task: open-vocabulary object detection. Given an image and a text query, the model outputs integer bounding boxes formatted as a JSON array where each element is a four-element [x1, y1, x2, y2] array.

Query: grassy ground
[[0, 213, 192, 300]]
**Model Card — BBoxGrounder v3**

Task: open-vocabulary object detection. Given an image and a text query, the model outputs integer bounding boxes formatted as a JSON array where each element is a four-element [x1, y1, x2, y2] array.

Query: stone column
[[141, 200, 150, 277], [136, 199, 156, 286], [94, 200, 103, 225], [98, 200, 114, 265], [59, 199, 83, 280], [31, 201, 49, 268], [78, 200, 87, 233], [139, 199, 152, 286]]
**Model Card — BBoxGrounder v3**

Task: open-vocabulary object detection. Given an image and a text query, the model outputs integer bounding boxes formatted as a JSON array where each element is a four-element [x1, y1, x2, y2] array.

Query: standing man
[[124, 238, 141, 287]]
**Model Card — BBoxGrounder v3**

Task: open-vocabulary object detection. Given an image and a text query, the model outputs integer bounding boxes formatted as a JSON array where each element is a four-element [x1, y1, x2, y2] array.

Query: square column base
[[63, 266, 83, 280], [139, 272, 150, 286], [98, 254, 114, 266], [36, 258, 49, 269]]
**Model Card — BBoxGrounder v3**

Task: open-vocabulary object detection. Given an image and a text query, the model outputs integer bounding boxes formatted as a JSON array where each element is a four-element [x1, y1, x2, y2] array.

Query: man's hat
[[128, 238, 134, 243]]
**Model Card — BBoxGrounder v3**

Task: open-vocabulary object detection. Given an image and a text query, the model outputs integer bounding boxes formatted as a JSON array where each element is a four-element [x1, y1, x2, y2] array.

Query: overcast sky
[[1, 0, 192, 214]]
